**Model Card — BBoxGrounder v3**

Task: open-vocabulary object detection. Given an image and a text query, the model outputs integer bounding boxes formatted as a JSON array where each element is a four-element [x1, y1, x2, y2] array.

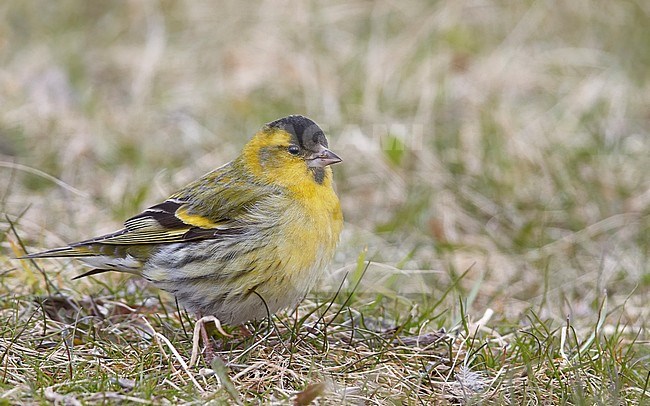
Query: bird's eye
[[287, 145, 300, 155]]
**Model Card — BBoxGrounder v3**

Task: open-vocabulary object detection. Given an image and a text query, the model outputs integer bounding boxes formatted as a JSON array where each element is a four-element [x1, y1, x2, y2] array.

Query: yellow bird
[[22, 115, 343, 346]]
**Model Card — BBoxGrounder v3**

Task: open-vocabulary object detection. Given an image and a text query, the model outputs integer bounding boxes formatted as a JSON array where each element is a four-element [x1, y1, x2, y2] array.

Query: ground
[[1, 1, 649, 404]]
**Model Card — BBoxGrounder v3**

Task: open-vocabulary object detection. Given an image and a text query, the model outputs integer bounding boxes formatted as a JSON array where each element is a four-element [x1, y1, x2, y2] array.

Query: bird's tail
[[18, 245, 142, 279], [18, 245, 97, 259]]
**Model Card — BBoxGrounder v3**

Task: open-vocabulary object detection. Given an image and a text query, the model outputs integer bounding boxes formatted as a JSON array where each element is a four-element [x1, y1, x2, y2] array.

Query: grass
[[1, 0, 650, 404]]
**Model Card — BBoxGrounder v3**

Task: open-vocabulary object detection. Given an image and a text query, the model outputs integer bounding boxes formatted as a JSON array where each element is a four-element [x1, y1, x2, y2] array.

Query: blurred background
[[1, 1, 649, 329]]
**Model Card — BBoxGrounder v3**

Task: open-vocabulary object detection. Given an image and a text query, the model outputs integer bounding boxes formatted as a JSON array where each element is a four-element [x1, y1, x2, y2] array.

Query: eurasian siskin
[[22, 115, 343, 327]]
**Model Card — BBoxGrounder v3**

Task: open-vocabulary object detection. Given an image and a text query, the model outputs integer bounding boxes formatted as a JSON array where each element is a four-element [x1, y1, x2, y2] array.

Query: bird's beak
[[307, 145, 342, 168]]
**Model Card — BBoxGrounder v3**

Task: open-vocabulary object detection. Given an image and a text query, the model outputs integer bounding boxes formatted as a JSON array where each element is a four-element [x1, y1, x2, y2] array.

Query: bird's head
[[242, 115, 341, 189]]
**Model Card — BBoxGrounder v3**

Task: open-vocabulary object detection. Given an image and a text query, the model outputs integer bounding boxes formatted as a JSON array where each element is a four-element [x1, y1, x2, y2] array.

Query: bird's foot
[[189, 315, 231, 367]]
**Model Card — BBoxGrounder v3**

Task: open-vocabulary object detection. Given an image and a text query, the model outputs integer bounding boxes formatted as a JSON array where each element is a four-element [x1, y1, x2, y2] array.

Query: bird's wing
[[23, 165, 276, 258], [80, 175, 273, 247], [78, 198, 232, 246], [21, 198, 237, 259]]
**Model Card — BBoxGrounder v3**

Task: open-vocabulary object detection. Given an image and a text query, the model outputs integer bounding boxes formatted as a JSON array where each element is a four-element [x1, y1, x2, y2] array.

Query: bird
[[21, 115, 343, 361]]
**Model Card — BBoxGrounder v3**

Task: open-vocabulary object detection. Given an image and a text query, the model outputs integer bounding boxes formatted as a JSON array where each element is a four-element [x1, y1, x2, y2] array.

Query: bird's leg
[[199, 317, 216, 364], [189, 315, 231, 367], [237, 324, 253, 338]]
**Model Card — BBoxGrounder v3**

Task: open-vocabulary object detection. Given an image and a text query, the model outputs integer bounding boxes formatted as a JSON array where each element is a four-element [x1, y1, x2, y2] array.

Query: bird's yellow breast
[[239, 126, 343, 295], [265, 186, 342, 301], [281, 175, 343, 261]]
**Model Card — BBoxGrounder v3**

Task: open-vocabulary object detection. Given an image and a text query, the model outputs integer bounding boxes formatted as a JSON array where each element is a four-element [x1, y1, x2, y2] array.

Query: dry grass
[[1, 0, 649, 404]]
